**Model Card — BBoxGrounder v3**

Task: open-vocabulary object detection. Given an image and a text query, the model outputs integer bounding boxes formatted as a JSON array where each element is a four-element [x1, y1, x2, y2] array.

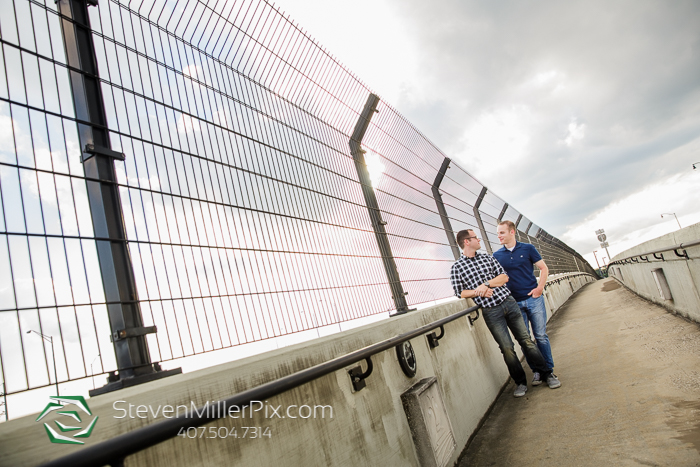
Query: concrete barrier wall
[[608, 222, 700, 323], [0, 273, 596, 467]]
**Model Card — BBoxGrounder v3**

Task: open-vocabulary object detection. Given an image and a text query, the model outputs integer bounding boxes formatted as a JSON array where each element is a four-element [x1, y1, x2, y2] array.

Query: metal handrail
[[607, 239, 700, 268], [42, 304, 481, 467], [544, 272, 597, 287]]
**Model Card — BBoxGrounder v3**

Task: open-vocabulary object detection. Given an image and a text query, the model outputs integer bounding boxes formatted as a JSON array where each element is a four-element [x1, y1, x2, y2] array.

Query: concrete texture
[[609, 222, 700, 323], [0, 273, 594, 467], [458, 278, 700, 467]]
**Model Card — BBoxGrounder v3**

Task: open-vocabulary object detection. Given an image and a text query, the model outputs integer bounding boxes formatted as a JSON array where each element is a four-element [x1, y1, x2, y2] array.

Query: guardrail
[[41, 303, 480, 467], [607, 234, 700, 324], [606, 239, 699, 268]]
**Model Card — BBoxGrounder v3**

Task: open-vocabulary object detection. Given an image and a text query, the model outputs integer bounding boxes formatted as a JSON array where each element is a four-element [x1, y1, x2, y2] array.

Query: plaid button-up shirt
[[450, 252, 511, 308]]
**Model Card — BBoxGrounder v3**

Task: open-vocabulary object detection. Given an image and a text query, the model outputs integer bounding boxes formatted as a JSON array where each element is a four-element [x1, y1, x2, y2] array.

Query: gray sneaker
[[513, 384, 528, 397], [532, 372, 542, 386], [546, 373, 561, 389]]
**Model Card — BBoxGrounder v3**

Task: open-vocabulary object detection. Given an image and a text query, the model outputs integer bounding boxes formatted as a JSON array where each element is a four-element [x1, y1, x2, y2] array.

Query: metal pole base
[[390, 307, 417, 317], [89, 366, 182, 397]]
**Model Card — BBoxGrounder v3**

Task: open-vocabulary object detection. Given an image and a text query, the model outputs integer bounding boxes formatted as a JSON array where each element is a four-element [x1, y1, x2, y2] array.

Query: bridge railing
[[0, 0, 595, 415], [608, 229, 700, 323]]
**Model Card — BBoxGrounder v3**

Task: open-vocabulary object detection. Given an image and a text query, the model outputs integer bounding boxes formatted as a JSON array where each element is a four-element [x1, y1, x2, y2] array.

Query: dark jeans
[[482, 296, 550, 385]]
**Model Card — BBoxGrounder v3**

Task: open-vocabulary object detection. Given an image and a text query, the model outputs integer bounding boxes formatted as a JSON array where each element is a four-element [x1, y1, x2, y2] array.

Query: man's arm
[[468, 273, 508, 298], [529, 260, 549, 298]]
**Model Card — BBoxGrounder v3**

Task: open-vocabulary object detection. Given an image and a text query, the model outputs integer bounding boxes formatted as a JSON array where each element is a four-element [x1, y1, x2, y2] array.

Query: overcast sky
[[270, 0, 700, 266]]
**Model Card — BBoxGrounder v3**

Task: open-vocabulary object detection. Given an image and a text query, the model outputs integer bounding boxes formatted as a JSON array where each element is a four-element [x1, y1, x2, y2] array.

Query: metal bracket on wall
[[348, 357, 374, 392], [674, 248, 689, 259], [468, 309, 481, 326], [427, 325, 445, 348]]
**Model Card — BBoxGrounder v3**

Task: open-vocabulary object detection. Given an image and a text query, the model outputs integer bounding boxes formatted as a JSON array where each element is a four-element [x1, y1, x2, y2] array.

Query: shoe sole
[[532, 381, 543, 386], [548, 382, 561, 389]]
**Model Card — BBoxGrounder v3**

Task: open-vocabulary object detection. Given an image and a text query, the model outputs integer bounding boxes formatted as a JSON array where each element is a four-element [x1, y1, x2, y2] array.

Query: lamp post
[[592, 250, 602, 270], [602, 257, 608, 265], [90, 354, 101, 390], [661, 213, 682, 230], [26, 330, 58, 396]]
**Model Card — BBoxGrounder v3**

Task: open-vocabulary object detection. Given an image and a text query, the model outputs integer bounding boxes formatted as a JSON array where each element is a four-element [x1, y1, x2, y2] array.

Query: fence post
[[473, 187, 493, 254], [349, 94, 412, 315], [432, 158, 461, 260], [56, 0, 180, 395], [497, 203, 509, 222]]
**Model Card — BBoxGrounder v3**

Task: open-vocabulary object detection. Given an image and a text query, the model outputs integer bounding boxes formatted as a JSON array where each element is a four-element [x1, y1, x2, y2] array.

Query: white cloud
[[563, 171, 700, 265], [563, 119, 586, 146], [454, 106, 532, 179]]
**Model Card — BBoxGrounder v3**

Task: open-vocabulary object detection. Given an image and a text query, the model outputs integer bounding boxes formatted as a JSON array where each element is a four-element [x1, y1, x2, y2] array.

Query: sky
[[268, 0, 700, 266]]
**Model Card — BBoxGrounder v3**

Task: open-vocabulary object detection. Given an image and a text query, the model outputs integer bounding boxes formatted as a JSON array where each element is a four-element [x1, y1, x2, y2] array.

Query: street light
[[661, 213, 682, 230], [602, 257, 608, 265], [592, 250, 601, 270], [90, 354, 101, 390], [26, 330, 58, 396]]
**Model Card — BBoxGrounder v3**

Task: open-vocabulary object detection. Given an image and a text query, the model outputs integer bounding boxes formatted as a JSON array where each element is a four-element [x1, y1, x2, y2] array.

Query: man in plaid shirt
[[450, 229, 551, 397]]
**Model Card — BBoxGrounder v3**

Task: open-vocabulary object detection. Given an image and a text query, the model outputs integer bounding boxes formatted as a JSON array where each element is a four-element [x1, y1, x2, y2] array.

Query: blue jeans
[[517, 295, 554, 372], [482, 296, 549, 386]]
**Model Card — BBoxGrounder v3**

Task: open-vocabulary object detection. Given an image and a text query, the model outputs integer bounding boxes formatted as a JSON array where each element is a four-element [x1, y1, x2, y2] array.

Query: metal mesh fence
[[0, 0, 596, 415]]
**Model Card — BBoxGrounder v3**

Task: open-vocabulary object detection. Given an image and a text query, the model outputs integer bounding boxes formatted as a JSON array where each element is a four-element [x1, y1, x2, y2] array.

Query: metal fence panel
[[0, 0, 596, 415]]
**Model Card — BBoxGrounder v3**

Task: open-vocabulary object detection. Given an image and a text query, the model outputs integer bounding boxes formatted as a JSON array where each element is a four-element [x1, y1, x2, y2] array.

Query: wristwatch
[[483, 282, 491, 289]]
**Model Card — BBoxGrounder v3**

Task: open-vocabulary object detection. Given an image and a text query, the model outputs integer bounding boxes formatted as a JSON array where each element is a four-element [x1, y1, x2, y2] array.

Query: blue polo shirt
[[493, 242, 542, 302]]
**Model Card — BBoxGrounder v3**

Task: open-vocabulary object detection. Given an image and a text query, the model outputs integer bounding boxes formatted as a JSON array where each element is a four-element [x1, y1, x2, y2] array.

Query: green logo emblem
[[35, 396, 99, 445]]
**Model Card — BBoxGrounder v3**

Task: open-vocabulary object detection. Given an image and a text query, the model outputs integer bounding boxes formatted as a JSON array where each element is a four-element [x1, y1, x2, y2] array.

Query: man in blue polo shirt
[[494, 220, 561, 389]]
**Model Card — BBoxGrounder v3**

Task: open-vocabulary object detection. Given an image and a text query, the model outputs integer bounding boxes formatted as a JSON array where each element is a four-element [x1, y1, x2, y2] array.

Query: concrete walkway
[[458, 278, 700, 467]]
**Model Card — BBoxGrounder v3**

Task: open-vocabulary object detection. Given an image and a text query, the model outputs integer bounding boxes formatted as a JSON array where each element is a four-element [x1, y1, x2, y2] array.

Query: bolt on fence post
[[349, 94, 412, 315], [56, 0, 180, 395], [473, 187, 493, 254], [432, 158, 461, 260]]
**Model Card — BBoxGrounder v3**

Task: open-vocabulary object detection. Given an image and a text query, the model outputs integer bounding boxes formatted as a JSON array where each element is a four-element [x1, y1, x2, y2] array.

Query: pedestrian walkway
[[458, 278, 700, 467]]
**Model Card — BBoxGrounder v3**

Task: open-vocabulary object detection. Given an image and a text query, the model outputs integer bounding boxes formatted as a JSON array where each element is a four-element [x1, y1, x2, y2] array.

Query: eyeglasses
[[466, 236, 480, 241]]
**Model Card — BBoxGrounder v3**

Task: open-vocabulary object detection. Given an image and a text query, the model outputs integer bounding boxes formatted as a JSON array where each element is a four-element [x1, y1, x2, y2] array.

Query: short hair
[[498, 220, 516, 233], [456, 229, 475, 249]]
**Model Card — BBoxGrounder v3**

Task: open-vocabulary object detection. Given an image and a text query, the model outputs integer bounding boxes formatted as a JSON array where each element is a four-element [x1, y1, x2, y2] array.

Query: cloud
[[562, 171, 700, 263], [245, 0, 700, 260], [563, 119, 585, 147]]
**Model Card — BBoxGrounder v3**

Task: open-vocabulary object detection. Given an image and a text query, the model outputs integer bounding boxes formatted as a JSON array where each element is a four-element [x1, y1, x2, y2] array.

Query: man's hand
[[474, 283, 490, 297], [528, 287, 544, 298]]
